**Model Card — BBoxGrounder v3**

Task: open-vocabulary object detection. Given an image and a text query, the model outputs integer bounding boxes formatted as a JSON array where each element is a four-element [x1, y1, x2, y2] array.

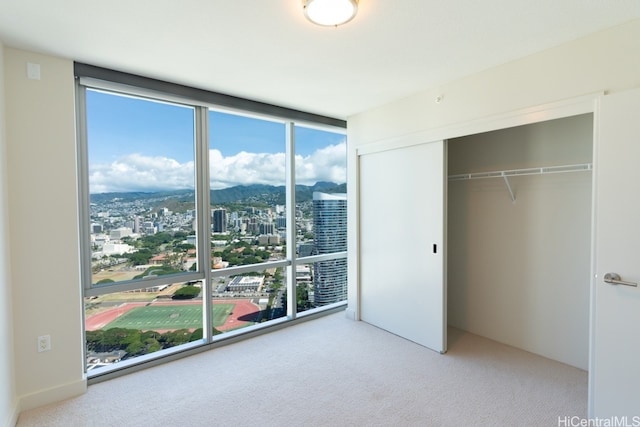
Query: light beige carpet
[[17, 312, 587, 426]]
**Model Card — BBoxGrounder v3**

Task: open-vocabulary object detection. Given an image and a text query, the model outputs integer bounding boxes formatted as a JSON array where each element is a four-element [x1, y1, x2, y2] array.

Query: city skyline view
[[86, 89, 347, 194]]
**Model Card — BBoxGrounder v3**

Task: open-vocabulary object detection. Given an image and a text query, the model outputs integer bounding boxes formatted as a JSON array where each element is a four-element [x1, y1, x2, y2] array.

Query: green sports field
[[105, 304, 235, 330]]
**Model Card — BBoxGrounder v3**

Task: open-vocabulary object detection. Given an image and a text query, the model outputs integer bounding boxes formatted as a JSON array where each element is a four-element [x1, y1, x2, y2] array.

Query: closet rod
[[448, 163, 592, 181]]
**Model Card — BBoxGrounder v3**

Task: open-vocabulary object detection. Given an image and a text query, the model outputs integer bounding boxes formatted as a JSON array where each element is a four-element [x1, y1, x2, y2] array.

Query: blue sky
[[86, 90, 346, 193], [87, 90, 195, 164]]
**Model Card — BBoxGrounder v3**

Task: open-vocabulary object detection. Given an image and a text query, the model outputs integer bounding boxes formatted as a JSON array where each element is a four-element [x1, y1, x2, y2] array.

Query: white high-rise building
[[312, 192, 347, 306]]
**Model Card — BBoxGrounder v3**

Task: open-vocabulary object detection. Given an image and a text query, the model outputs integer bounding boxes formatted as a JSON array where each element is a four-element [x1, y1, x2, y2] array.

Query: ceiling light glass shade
[[303, 0, 358, 27]]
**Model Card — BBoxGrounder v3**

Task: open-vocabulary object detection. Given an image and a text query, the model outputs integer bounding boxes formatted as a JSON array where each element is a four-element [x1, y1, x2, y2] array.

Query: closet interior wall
[[447, 114, 593, 370]]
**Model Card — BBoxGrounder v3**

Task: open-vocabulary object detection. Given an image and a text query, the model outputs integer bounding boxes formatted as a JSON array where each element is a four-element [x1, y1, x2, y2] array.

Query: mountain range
[[90, 182, 346, 206]]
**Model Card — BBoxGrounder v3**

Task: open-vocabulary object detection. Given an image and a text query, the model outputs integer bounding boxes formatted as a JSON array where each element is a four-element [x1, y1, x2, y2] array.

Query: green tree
[[85, 330, 104, 351], [161, 329, 192, 347], [255, 249, 270, 260], [173, 231, 188, 240], [296, 284, 311, 311], [172, 285, 201, 299], [174, 243, 195, 251], [282, 285, 312, 313], [145, 338, 162, 353], [273, 268, 283, 283], [242, 256, 262, 265], [124, 249, 153, 266], [226, 256, 242, 265], [125, 340, 146, 355], [141, 331, 160, 341], [139, 232, 173, 250]]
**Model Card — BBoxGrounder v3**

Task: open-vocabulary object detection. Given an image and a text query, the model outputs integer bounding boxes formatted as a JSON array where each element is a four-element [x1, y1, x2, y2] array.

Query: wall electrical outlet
[[37, 335, 51, 352]]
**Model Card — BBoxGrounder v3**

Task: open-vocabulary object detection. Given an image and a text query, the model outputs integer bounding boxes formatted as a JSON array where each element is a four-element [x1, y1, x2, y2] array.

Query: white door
[[591, 89, 640, 417], [359, 140, 446, 352]]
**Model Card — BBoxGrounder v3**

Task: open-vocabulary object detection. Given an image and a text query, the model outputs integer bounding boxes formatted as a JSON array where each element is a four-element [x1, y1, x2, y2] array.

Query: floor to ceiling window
[[294, 125, 347, 313], [76, 65, 347, 378]]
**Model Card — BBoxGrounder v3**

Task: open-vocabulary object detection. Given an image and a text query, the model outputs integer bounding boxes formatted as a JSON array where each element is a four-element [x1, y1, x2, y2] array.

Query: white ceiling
[[0, 1, 638, 119]]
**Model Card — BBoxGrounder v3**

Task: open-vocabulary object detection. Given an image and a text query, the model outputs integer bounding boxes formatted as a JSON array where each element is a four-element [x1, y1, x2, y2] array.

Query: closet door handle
[[604, 273, 638, 287]]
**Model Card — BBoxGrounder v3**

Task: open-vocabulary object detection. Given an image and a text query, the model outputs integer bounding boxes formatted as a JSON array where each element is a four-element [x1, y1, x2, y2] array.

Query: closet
[[447, 114, 593, 370]]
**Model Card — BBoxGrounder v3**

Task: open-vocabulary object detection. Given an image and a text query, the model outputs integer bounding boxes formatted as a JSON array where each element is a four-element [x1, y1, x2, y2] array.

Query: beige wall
[[348, 20, 640, 145], [0, 41, 19, 427], [447, 115, 593, 369], [4, 47, 86, 412], [347, 19, 640, 320]]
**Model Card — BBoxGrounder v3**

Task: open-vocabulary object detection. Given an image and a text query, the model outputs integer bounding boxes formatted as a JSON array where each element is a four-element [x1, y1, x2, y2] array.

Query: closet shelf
[[448, 163, 592, 203], [448, 163, 592, 181]]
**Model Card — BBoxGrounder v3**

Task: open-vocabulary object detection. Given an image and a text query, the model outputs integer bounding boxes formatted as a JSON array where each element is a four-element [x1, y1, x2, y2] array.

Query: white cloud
[[90, 153, 195, 193], [209, 149, 286, 190], [295, 142, 347, 185], [90, 142, 346, 193]]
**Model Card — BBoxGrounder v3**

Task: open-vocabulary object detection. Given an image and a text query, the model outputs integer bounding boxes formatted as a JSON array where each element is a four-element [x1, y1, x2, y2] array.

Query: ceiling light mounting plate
[[303, 0, 359, 27]]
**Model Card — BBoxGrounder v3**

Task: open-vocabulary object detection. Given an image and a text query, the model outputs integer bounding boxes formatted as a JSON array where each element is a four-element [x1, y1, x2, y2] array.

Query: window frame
[[77, 85, 208, 296], [75, 64, 347, 378]]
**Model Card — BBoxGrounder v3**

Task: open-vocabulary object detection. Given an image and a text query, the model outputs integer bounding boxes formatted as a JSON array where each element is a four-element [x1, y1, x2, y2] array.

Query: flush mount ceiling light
[[303, 0, 359, 27]]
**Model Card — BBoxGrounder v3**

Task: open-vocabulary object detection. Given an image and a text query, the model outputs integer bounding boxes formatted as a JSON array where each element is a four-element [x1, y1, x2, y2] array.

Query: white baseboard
[[18, 378, 86, 413], [3, 400, 19, 427], [344, 308, 357, 320]]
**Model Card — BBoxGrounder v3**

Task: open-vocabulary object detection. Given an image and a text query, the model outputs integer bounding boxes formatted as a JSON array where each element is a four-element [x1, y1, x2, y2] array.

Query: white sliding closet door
[[359, 140, 446, 353]]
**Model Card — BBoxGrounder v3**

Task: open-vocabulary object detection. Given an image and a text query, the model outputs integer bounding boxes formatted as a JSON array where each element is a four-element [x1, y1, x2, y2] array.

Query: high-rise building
[[260, 222, 275, 235], [248, 217, 258, 235], [141, 222, 156, 234], [212, 208, 227, 233], [312, 192, 347, 306], [109, 227, 132, 240]]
